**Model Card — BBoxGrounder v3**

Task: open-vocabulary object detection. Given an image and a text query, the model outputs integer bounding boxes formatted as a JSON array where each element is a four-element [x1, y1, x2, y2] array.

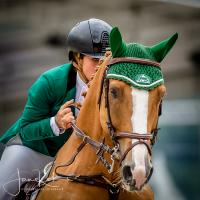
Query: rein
[[70, 121, 120, 173], [53, 105, 121, 198]]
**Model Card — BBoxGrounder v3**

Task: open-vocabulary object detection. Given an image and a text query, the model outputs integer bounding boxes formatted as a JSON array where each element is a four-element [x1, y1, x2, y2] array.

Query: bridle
[[52, 57, 162, 198], [101, 57, 162, 166]]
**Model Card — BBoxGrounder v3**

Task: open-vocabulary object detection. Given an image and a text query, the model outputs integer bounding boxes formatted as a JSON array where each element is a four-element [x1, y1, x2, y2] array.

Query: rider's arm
[[19, 74, 58, 141]]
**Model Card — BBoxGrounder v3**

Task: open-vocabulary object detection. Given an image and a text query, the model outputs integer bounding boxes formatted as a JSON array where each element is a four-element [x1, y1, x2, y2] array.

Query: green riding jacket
[[0, 63, 76, 157]]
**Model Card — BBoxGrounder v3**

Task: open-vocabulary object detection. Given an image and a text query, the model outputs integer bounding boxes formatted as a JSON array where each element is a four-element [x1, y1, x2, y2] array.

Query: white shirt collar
[[75, 72, 88, 105]]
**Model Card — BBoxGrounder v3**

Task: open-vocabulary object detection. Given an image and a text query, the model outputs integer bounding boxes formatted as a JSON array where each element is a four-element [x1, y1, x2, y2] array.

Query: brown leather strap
[[71, 122, 113, 155], [120, 140, 152, 165], [45, 174, 120, 199], [104, 75, 115, 140], [115, 132, 153, 165], [73, 61, 89, 83], [115, 132, 152, 140], [55, 141, 86, 176], [109, 57, 160, 68]]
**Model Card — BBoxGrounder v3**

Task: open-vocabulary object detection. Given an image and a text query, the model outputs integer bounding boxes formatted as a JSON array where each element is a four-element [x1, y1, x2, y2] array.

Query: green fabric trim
[[107, 63, 164, 90], [107, 74, 164, 90]]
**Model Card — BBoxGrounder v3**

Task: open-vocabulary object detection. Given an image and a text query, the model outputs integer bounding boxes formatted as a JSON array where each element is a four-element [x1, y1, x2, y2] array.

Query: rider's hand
[[55, 99, 75, 130]]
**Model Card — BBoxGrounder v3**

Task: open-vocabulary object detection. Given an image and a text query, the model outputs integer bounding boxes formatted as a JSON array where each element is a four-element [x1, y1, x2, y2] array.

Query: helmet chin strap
[[72, 53, 89, 84], [73, 61, 89, 84]]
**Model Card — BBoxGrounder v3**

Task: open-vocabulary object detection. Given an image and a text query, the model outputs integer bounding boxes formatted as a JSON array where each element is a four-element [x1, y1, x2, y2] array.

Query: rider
[[0, 18, 112, 199]]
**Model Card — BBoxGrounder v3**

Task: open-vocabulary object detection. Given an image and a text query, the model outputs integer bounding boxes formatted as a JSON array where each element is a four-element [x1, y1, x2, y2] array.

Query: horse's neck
[[76, 92, 103, 142], [54, 65, 114, 177], [76, 63, 113, 144]]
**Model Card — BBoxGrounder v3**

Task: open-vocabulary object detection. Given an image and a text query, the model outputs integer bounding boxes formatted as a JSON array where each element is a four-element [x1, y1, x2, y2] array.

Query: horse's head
[[99, 27, 178, 191]]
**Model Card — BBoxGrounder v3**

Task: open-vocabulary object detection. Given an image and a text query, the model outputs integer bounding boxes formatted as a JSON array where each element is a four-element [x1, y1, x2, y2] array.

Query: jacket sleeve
[[19, 74, 56, 141]]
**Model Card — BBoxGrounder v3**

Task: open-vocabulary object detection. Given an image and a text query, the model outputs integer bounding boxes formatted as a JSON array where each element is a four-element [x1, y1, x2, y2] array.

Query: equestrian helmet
[[67, 18, 112, 60]]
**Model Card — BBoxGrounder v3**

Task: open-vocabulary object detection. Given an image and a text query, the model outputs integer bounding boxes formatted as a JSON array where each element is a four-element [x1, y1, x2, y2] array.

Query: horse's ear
[[151, 33, 178, 62], [110, 27, 127, 57]]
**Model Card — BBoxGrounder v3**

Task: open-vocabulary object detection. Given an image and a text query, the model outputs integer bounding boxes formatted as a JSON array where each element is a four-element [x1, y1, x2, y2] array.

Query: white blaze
[[131, 87, 149, 167]]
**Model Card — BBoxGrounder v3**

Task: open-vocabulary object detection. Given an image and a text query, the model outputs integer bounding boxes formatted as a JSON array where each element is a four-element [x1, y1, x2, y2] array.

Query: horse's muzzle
[[121, 160, 153, 191]]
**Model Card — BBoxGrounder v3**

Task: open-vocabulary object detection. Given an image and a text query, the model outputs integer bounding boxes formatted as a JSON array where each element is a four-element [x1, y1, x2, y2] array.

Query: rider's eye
[[92, 58, 100, 62], [110, 87, 118, 99]]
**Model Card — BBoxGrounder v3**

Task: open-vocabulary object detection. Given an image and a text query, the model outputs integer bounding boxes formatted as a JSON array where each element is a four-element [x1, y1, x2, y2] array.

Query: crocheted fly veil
[[107, 27, 178, 90]]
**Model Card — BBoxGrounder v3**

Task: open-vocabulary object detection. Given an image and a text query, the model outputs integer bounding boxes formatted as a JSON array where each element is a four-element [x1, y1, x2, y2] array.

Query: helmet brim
[[82, 53, 105, 59]]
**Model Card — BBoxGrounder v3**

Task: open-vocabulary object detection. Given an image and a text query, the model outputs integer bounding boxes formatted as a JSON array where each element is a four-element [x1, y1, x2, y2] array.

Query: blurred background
[[0, 0, 199, 199]]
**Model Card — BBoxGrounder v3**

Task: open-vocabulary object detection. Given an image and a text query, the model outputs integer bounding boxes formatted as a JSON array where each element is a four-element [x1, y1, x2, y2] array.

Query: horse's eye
[[110, 87, 119, 98]]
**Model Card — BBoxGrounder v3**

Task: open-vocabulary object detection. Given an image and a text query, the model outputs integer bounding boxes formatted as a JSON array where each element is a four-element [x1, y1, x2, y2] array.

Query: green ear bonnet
[[107, 27, 178, 90]]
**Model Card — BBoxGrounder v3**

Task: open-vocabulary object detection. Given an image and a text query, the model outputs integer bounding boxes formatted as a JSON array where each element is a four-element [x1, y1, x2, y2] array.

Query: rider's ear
[[151, 33, 178, 63], [109, 27, 127, 58]]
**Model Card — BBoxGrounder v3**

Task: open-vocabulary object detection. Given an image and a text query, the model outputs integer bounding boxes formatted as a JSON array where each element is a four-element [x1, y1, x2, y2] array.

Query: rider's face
[[82, 55, 100, 81]]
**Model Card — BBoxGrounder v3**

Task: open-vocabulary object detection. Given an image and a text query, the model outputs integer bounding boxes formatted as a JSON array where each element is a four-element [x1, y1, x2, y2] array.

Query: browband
[[109, 57, 160, 68]]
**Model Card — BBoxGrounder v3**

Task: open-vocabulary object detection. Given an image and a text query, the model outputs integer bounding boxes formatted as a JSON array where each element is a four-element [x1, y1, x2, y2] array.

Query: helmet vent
[[101, 31, 109, 53]]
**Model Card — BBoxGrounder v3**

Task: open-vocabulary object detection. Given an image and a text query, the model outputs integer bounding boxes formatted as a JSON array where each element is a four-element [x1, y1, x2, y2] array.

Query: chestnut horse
[[35, 27, 177, 200], [35, 59, 153, 200]]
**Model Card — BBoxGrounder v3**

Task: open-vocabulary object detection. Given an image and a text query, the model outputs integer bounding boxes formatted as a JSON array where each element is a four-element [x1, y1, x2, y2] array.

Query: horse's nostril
[[122, 165, 133, 183]]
